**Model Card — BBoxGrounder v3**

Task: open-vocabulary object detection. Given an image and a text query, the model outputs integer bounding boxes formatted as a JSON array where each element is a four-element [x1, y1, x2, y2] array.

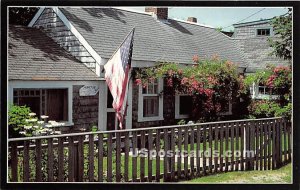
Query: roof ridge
[[170, 18, 215, 29], [112, 7, 153, 16]]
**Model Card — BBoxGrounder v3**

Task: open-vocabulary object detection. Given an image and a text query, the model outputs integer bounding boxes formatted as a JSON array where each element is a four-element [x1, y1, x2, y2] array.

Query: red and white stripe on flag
[[104, 29, 134, 129]]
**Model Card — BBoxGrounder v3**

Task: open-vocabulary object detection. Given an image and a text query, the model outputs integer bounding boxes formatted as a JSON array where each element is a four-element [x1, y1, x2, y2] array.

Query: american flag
[[104, 28, 135, 129]]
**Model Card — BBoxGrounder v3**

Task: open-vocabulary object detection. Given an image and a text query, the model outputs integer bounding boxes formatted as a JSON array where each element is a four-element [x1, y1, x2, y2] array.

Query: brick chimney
[[145, 7, 168, 20], [187, 17, 197, 23]]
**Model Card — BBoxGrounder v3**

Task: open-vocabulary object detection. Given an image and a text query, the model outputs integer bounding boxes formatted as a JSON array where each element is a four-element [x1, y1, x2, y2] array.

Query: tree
[[268, 8, 292, 61], [9, 7, 38, 25]]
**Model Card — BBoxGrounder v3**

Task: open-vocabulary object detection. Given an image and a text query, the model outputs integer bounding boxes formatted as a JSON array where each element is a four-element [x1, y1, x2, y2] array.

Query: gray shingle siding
[[32, 8, 98, 72]]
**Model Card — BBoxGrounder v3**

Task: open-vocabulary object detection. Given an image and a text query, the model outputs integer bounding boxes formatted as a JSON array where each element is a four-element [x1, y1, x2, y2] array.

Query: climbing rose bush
[[244, 65, 292, 119], [133, 55, 244, 121]]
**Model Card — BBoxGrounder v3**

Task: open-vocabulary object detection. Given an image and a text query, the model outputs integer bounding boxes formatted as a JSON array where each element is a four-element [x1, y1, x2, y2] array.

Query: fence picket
[[184, 126, 189, 177], [177, 128, 182, 178], [124, 132, 129, 182], [267, 120, 272, 170], [23, 141, 30, 182], [231, 123, 235, 171], [283, 119, 287, 163], [47, 138, 53, 182], [11, 142, 18, 182], [35, 139, 42, 182], [155, 129, 160, 182], [263, 121, 267, 170], [190, 126, 195, 177], [170, 128, 176, 180], [255, 121, 259, 170], [116, 132, 121, 182], [148, 130, 153, 182], [272, 120, 276, 169], [214, 124, 219, 173], [140, 130, 146, 182], [196, 126, 201, 175], [240, 122, 244, 171], [88, 135, 94, 182], [98, 134, 103, 182], [235, 122, 239, 171], [220, 124, 224, 172], [58, 137, 64, 181], [132, 131, 138, 182], [78, 136, 84, 182], [209, 125, 213, 173], [224, 123, 229, 172], [107, 133, 113, 182], [68, 136, 75, 182], [163, 128, 169, 182], [258, 121, 263, 170], [203, 125, 207, 175], [287, 120, 291, 162]]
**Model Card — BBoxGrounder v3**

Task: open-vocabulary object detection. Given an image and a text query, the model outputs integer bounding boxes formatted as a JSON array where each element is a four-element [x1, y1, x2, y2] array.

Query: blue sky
[[116, 7, 289, 31]]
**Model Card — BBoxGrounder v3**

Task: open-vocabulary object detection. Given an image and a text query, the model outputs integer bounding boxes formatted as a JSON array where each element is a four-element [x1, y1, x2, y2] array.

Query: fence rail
[[8, 117, 292, 182]]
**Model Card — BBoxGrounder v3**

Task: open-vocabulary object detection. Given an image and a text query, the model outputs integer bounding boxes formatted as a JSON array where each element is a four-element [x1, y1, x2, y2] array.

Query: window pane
[[142, 86, 147, 94], [266, 29, 270, 35], [107, 88, 113, 108], [142, 79, 159, 94], [107, 112, 116, 131], [143, 96, 159, 117], [46, 89, 68, 121], [259, 86, 265, 94], [18, 97, 41, 117], [179, 96, 193, 115], [148, 84, 154, 94], [153, 84, 158, 94]]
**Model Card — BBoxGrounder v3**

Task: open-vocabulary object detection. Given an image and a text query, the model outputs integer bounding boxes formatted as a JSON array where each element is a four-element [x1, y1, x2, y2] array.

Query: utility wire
[[222, 8, 266, 29]]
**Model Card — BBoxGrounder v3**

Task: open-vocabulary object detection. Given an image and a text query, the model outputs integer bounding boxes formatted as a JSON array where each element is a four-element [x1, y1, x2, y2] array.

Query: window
[[258, 86, 276, 95], [175, 94, 193, 119], [257, 28, 271, 36], [13, 88, 68, 121], [250, 83, 279, 100], [217, 93, 233, 116], [138, 78, 163, 122]]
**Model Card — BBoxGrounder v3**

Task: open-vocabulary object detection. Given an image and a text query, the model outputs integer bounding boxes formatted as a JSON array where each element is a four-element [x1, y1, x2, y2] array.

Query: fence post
[[244, 122, 250, 170], [11, 142, 18, 182], [245, 121, 255, 171], [276, 118, 283, 168]]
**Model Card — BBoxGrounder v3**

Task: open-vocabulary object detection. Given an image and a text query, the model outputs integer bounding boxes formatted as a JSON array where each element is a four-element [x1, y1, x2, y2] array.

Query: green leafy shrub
[[8, 104, 31, 138]]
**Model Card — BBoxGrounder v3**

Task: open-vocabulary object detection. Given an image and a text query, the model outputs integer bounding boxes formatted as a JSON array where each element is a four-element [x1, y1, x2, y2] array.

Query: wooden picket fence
[[8, 117, 291, 182]]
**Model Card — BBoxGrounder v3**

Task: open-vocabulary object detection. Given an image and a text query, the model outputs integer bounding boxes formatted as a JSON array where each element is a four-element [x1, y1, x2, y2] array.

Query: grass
[[182, 163, 292, 183]]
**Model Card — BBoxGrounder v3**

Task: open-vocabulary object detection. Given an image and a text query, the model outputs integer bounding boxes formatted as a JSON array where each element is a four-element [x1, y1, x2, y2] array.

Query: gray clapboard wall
[[32, 8, 97, 73]]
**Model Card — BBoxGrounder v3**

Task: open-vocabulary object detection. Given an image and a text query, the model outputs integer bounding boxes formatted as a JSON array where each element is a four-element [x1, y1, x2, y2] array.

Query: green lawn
[[182, 163, 292, 183]]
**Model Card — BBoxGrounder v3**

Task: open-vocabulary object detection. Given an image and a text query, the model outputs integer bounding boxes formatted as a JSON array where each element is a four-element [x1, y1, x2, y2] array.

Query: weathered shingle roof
[[60, 8, 247, 67], [9, 25, 100, 81]]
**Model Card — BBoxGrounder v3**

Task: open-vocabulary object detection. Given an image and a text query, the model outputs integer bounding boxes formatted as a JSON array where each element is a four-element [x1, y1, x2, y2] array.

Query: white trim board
[[28, 7, 45, 27]]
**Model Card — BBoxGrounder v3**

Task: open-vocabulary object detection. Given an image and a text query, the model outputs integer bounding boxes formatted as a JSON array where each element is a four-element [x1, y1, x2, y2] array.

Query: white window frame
[[250, 82, 280, 100], [175, 94, 192, 119], [138, 78, 164, 122], [256, 27, 273, 37], [9, 80, 101, 127]]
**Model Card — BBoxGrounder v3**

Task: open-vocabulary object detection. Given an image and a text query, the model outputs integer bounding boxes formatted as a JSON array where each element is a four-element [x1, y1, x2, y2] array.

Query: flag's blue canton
[[120, 32, 133, 71]]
